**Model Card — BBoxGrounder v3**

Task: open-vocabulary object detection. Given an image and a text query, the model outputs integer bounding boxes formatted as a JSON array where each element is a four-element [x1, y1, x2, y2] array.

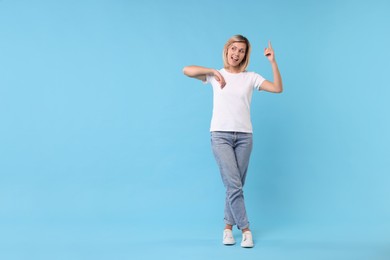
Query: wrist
[[270, 60, 278, 66]]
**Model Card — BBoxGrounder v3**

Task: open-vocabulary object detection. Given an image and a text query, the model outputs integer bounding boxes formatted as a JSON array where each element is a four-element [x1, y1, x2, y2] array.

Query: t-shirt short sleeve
[[252, 72, 266, 90], [203, 74, 213, 85]]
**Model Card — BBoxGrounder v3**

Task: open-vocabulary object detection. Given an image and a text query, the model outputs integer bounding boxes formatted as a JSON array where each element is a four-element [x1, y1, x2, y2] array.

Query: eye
[[239, 49, 245, 54], [231, 46, 236, 51]]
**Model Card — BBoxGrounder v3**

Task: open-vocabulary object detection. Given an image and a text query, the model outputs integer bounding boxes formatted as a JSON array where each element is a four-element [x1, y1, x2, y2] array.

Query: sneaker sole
[[241, 244, 254, 248]]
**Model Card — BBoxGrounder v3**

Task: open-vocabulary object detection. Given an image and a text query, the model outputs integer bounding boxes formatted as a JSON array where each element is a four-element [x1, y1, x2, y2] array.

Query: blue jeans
[[211, 131, 253, 230]]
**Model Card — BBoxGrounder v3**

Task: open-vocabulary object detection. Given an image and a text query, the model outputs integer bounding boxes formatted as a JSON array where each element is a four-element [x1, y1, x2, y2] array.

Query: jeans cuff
[[224, 218, 235, 226], [238, 222, 249, 230]]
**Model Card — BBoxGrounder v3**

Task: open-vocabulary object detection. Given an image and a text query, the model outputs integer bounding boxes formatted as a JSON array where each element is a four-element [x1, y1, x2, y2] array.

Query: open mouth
[[231, 56, 239, 62]]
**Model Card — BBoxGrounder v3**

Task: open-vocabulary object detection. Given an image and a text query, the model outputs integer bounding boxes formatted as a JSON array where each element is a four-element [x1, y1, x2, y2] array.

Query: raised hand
[[264, 41, 275, 62], [260, 40, 283, 93]]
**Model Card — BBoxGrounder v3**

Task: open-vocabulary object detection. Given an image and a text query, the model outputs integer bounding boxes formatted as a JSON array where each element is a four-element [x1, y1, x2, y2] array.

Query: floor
[[2, 222, 389, 260]]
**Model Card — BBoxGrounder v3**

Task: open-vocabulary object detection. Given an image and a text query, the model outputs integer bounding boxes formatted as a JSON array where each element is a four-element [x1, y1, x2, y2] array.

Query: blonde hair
[[222, 35, 251, 72]]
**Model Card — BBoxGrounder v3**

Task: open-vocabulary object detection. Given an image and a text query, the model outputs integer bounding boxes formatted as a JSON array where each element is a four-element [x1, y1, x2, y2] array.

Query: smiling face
[[227, 42, 247, 69], [222, 35, 251, 73]]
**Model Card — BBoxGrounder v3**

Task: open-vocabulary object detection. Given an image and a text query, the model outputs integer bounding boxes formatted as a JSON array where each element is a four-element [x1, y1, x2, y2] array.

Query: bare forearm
[[261, 41, 283, 93], [183, 65, 226, 88], [182, 65, 216, 78], [270, 60, 283, 92]]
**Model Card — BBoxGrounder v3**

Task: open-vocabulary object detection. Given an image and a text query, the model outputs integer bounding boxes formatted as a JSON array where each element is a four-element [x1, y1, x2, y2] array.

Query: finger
[[268, 40, 272, 49], [216, 75, 226, 88], [220, 75, 226, 85]]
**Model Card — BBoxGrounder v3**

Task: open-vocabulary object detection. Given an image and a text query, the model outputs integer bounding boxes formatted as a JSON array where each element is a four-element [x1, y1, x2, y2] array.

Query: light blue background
[[1, 0, 389, 259]]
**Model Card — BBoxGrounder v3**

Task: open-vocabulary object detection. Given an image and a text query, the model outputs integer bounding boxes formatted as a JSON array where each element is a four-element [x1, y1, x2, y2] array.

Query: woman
[[183, 35, 283, 248]]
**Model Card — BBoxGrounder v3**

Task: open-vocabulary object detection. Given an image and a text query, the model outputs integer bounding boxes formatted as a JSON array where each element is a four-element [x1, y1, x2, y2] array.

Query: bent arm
[[183, 65, 226, 88], [260, 41, 283, 93], [183, 65, 213, 81], [260, 61, 283, 93]]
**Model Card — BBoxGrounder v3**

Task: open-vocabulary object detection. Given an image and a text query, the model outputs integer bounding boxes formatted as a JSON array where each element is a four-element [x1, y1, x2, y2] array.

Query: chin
[[228, 62, 239, 67]]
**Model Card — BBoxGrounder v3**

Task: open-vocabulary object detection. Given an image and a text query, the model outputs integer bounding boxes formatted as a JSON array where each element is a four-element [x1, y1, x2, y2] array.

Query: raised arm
[[183, 65, 226, 88], [260, 41, 283, 93]]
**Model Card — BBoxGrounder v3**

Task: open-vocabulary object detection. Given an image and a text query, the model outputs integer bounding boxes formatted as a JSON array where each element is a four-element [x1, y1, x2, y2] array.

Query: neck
[[225, 66, 241, 73]]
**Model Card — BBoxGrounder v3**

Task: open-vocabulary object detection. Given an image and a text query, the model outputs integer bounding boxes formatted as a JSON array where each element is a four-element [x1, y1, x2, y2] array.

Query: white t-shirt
[[204, 68, 265, 133]]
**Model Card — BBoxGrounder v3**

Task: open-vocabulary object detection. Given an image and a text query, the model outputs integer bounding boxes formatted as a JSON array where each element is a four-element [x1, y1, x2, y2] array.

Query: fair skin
[[226, 42, 247, 73], [183, 41, 283, 93], [183, 40, 283, 234]]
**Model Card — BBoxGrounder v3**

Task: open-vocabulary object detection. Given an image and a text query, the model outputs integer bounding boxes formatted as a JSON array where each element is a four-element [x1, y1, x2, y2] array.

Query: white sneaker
[[223, 229, 235, 245], [241, 231, 254, 248]]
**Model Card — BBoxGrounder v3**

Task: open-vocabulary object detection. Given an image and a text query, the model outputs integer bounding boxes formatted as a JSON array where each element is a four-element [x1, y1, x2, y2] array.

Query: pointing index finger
[[268, 40, 272, 49]]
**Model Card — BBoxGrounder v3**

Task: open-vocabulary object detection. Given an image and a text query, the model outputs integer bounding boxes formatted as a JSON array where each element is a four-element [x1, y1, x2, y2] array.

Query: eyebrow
[[234, 47, 246, 52], [231, 44, 246, 51]]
